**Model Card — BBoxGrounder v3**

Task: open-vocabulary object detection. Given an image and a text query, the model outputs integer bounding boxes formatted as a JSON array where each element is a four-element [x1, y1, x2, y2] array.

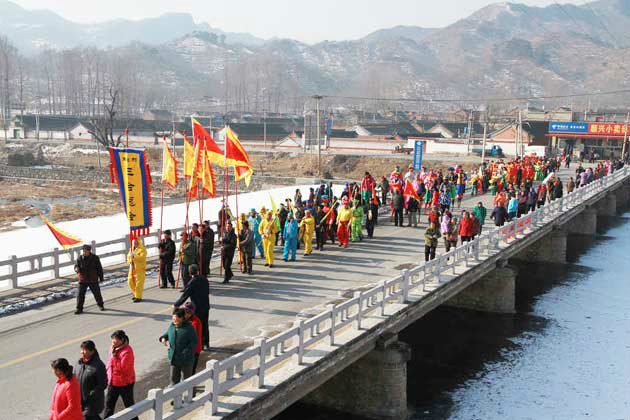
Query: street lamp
[[262, 87, 267, 149], [312, 95, 324, 176]]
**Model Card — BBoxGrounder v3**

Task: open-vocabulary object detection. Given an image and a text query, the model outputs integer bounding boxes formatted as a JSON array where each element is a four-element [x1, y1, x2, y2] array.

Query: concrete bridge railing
[[103, 165, 630, 420]]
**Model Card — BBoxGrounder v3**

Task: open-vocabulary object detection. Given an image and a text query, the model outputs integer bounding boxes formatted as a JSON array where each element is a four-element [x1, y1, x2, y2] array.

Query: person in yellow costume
[[259, 211, 278, 267], [127, 237, 147, 302], [299, 209, 315, 255]]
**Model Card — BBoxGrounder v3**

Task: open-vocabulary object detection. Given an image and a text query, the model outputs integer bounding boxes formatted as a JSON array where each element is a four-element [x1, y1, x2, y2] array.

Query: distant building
[[427, 122, 483, 139], [143, 109, 174, 121]]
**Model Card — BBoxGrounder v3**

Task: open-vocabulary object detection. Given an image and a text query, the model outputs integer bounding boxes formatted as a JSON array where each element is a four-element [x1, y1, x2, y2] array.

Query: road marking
[[0, 306, 173, 370]]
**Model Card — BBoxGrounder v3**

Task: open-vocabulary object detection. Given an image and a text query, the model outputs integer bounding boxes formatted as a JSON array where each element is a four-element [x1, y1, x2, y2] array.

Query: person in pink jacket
[[104, 330, 137, 420], [50, 358, 83, 420]]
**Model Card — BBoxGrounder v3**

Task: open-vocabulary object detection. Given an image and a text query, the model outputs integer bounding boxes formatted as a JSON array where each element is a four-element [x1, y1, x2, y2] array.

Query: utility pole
[[466, 109, 473, 155], [262, 87, 267, 149], [517, 109, 523, 159], [313, 95, 323, 176], [622, 111, 629, 161], [481, 107, 488, 164]]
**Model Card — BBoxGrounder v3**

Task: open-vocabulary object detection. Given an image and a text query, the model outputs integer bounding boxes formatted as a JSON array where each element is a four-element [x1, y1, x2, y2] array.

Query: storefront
[[547, 121, 627, 159]]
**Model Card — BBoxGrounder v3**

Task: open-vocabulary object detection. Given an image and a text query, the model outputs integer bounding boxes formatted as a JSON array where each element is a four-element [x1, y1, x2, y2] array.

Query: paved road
[[0, 164, 578, 420]]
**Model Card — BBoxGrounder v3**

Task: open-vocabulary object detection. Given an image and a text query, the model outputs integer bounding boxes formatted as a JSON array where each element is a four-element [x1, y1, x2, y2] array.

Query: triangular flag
[[41, 214, 82, 250], [403, 179, 422, 203], [192, 118, 225, 168], [225, 127, 254, 186]]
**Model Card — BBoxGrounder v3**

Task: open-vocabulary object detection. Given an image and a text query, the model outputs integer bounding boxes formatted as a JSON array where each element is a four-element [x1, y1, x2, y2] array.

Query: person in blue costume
[[249, 208, 264, 259], [282, 213, 299, 262]]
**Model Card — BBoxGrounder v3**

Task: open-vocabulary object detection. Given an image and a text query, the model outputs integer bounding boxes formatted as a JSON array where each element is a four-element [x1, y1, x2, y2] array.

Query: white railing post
[[10, 255, 18, 289], [354, 291, 363, 329], [147, 388, 163, 420], [53, 247, 60, 279], [255, 337, 267, 388], [328, 304, 337, 346], [380, 280, 387, 316], [400, 269, 409, 303], [204, 360, 218, 415], [90, 240, 96, 254], [296, 319, 305, 365]]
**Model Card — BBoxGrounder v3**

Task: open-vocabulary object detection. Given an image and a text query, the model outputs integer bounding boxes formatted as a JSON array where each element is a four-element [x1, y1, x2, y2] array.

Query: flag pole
[[235, 172, 243, 271], [159, 136, 166, 288], [125, 127, 129, 148], [220, 122, 228, 277]]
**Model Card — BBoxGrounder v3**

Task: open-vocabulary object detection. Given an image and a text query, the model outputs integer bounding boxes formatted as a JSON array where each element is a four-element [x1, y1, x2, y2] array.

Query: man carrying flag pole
[[159, 137, 178, 288]]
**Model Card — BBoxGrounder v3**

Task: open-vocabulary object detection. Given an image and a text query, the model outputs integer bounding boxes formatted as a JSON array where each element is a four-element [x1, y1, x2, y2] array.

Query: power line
[[580, 0, 624, 49]]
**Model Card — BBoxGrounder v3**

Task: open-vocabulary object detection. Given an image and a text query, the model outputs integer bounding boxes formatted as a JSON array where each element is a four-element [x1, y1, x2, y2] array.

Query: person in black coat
[[198, 223, 215, 277], [159, 230, 176, 288], [221, 222, 237, 284], [174, 265, 210, 351], [74, 245, 105, 314], [76, 340, 107, 420], [491, 204, 509, 227]]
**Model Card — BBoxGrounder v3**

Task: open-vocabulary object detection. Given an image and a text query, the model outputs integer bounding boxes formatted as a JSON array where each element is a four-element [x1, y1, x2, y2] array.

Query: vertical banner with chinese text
[[109, 148, 153, 240]]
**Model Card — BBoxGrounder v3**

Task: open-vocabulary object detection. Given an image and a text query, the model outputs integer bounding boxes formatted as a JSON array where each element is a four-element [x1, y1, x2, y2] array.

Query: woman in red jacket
[[50, 358, 83, 420], [104, 330, 137, 420], [182, 301, 203, 374], [458, 211, 475, 243]]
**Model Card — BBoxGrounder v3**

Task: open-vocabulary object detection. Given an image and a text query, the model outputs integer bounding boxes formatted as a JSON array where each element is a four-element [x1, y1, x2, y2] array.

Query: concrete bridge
[[0, 165, 628, 420], [91, 166, 630, 420]]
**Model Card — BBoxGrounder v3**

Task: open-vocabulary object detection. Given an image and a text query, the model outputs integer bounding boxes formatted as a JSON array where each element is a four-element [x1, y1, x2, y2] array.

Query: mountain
[[0, 0, 265, 52], [1, 0, 629, 108]]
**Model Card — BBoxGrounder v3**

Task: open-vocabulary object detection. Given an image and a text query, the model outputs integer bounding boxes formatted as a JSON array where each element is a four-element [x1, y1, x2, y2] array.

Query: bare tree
[[86, 86, 123, 148]]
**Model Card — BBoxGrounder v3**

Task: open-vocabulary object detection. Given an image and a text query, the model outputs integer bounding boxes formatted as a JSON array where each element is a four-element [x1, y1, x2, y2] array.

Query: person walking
[[299, 210, 315, 255], [173, 265, 210, 351], [472, 202, 487, 234], [198, 223, 215, 277], [126, 238, 146, 303], [350, 199, 364, 242], [49, 358, 83, 420], [181, 302, 203, 374], [159, 230, 176, 289], [239, 220, 254, 275], [283, 213, 299, 262], [104, 331, 137, 420], [75, 341, 107, 420], [444, 217, 459, 252], [314, 204, 327, 251], [459, 211, 474, 243], [179, 232, 198, 288], [159, 308, 198, 386], [259, 211, 278, 268], [507, 194, 518, 220], [221, 222, 237, 284], [337, 197, 353, 248], [424, 222, 440, 261], [392, 190, 404, 227], [249, 209, 264, 259], [407, 196, 419, 227], [366, 199, 378, 239], [491, 203, 509, 227], [74, 244, 105, 315]]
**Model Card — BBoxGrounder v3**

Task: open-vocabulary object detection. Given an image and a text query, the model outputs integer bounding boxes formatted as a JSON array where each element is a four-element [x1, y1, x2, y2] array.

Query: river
[[275, 212, 630, 420]]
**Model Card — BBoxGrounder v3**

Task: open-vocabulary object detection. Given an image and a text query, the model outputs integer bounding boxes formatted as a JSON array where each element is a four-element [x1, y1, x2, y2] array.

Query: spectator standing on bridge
[[49, 358, 83, 420], [159, 230, 176, 289], [181, 302, 203, 374], [104, 331, 137, 420], [74, 244, 105, 315], [424, 222, 440, 261], [459, 211, 474, 243], [174, 265, 210, 351], [566, 177, 575, 194], [473, 202, 487, 234], [126, 238, 147, 303], [444, 217, 458, 253], [221, 222, 237, 284], [507, 194, 518, 220], [239, 220, 254, 275], [75, 340, 107, 420], [160, 308, 198, 386], [392, 189, 404, 227], [491, 203, 509, 227]]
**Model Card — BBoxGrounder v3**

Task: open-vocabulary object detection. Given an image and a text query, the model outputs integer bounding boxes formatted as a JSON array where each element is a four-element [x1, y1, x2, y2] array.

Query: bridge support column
[[596, 192, 617, 217], [445, 262, 517, 314], [304, 335, 411, 420], [515, 227, 567, 264], [566, 207, 597, 236], [615, 185, 630, 210]]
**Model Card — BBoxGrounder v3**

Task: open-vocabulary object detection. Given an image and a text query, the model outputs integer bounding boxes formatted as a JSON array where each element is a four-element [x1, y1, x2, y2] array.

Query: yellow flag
[[183, 134, 195, 178], [162, 140, 178, 189]]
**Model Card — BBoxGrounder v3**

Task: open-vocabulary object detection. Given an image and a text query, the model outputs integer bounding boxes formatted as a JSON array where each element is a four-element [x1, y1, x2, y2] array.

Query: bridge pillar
[[615, 185, 630, 210], [596, 192, 617, 217], [445, 262, 517, 314], [304, 335, 411, 420], [566, 206, 597, 236], [514, 227, 567, 264]]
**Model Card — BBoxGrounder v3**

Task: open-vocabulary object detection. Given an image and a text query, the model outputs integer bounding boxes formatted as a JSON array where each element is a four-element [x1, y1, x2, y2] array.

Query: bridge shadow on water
[[272, 212, 630, 420]]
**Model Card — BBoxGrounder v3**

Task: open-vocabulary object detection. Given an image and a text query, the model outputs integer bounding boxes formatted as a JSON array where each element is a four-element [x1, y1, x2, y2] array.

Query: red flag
[[225, 127, 254, 186], [403, 179, 421, 203], [192, 118, 224, 168], [41, 214, 82, 250]]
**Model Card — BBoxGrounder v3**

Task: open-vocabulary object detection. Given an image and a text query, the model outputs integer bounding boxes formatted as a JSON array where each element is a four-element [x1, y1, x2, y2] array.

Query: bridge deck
[[0, 165, 581, 420]]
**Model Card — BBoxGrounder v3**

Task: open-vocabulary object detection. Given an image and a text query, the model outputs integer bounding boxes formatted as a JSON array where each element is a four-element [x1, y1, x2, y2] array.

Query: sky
[[12, 0, 584, 43]]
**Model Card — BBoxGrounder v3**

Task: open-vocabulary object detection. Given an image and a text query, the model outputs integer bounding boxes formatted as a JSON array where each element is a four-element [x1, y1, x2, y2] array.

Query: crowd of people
[[59, 153, 625, 420]]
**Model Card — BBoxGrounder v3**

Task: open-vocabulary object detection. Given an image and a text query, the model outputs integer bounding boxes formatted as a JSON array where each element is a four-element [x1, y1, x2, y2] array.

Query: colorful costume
[[283, 218, 299, 261], [249, 212, 264, 259], [127, 238, 147, 300], [259, 216, 278, 266], [337, 200, 353, 247], [299, 213, 315, 255], [351, 200, 364, 242]]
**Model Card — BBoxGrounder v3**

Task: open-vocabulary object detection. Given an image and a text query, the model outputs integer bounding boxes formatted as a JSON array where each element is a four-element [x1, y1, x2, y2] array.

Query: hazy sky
[[12, 0, 584, 43]]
